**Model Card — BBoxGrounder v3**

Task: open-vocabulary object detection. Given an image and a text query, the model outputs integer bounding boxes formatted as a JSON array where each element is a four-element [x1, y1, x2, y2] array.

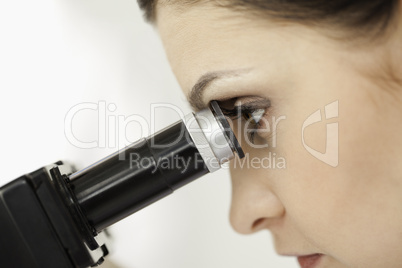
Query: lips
[[297, 254, 323, 268]]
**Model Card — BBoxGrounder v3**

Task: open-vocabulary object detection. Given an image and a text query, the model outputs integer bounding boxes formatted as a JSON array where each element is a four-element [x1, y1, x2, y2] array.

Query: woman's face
[[155, 3, 402, 268]]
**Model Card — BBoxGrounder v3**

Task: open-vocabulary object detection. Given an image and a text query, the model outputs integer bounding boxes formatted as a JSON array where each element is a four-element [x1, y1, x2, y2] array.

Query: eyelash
[[220, 105, 266, 144]]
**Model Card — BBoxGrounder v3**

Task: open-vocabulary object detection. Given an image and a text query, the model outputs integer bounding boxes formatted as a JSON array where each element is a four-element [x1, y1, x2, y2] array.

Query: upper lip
[[279, 253, 323, 257]]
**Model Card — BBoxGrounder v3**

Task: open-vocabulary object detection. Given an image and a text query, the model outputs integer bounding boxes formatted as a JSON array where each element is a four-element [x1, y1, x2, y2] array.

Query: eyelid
[[216, 96, 270, 118], [233, 97, 271, 109]]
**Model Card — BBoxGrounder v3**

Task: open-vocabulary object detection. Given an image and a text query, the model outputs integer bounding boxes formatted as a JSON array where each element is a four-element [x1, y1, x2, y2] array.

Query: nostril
[[252, 218, 267, 231]]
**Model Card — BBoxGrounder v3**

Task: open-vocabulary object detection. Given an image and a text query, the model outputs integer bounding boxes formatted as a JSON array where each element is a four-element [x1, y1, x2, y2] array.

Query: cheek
[[279, 85, 402, 265]]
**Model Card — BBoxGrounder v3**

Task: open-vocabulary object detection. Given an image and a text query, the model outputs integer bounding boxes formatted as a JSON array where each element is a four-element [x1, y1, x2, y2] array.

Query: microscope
[[0, 101, 244, 267]]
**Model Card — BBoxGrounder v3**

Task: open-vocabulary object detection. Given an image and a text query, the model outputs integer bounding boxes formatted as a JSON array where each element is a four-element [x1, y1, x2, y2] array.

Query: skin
[[154, 2, 402, 267]]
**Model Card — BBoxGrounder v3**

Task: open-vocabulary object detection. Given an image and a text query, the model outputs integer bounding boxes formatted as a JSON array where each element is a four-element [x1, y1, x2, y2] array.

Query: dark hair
[[137, 0, 399, 38]]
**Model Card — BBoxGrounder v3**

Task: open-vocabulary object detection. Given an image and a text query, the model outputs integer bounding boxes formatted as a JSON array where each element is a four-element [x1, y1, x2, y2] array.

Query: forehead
[[154, 2, 330, 105], [155, 4, 280, 91]]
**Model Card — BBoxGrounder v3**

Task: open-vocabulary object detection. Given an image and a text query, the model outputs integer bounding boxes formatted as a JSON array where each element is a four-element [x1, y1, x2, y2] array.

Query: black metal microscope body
[[0, 101, 244, 268]]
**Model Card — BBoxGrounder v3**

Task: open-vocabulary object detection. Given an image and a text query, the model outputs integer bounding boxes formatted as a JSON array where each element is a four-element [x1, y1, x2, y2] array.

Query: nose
[[229, 170, 285, 234]]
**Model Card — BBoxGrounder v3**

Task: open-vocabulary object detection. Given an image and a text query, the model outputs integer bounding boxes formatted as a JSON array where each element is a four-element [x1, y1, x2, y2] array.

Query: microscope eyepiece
[[209, 101, 245, 159]]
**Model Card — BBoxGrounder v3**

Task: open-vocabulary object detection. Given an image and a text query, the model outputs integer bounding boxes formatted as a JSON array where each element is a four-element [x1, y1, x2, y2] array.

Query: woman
[[137, 1, 402, 267]]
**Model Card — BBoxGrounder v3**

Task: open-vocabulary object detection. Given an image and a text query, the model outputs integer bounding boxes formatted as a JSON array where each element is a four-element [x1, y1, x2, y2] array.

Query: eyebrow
[[188, 69, 250, 111]]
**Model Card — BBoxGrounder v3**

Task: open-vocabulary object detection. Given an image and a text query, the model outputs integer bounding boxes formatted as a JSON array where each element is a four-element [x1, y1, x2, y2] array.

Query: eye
[[216, 97, 270, 144], [241, 108, 266, 143], [243, 108, 265, 124]]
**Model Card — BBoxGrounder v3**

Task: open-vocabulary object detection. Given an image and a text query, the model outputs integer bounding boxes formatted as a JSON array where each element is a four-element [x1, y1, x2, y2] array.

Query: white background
[[0, 1, 297, 267]]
